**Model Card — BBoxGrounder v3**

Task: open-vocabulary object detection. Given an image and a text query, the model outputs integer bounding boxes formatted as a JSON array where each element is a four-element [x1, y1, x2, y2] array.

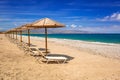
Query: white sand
[[0, 34, 120, 80]]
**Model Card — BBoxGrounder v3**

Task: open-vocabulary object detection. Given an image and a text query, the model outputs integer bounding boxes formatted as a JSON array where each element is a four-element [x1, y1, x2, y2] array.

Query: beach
[[0, 34, 120, 80]]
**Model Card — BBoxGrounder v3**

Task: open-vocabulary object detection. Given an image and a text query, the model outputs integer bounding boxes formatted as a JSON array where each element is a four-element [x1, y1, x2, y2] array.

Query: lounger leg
[[57, 60, 59, 64], [36, 57, 44, 63], [46, 60, 49, 64], [35, 57, 40, 62], [63, 59, 66, 64]]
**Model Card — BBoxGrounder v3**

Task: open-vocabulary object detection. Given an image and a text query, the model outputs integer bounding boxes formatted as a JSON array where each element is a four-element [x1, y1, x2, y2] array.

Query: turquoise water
[[23, 34, 120, 44]]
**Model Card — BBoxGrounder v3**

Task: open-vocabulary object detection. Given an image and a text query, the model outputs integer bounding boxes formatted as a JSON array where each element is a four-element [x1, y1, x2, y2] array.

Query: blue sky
[[0, 0, 120, 33]]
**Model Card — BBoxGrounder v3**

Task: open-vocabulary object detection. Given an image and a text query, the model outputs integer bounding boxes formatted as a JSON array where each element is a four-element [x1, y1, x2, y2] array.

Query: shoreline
[[21, 36, 120, 60], [21, 33, 120, 44], [22, 35, 120, 45]]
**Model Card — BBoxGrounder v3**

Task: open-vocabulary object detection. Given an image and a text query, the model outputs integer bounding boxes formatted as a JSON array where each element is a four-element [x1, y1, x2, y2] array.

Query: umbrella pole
[[11, 32, 13, 39], [10, 33, 11, 38], [9, 33, 11, 39], [10, 32, 13, 39], [9, 33, 10, 38], [16, 31, 17, 40], [13, 32, 14, 39], [11, 33, 12, 38], [20, 31, 22, 42], [28, 29, 30, 47], [45, 27, 48, 53]]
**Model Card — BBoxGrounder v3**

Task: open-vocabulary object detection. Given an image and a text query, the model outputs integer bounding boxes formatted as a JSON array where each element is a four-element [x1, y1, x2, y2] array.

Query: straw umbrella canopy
[[26, 18, 65, 53]]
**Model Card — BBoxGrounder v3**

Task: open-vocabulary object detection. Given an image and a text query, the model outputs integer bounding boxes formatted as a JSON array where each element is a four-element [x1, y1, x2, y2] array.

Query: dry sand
[[0, 34, 120, 80]]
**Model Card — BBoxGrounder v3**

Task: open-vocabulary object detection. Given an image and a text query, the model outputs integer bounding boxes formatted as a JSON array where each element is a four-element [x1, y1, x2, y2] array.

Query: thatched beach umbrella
[[16, 25, 34, 47], [11, 28, 18, 40], [6, 29, 15, 39], [5, 30, 11, 38], [26, 18, 65, 53], [10, 29, 17, 39], [15, 27, 23, 43], [8, 30, 12, 39]]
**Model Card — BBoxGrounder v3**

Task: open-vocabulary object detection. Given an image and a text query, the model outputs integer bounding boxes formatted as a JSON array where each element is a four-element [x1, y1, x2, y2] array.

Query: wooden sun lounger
[[37, 49, 67, 64], [17, 44, 68, 64], [44, 55, 67, 64]]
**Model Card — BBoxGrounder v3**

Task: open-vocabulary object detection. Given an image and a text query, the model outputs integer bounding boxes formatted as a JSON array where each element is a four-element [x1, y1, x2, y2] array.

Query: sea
[[22, 34, 120, 44]]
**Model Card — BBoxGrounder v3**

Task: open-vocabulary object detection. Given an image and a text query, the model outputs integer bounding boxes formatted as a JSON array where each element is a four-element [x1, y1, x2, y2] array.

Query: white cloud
[[99, 12, 120, 21], [67, 24, 120, 33], [66, 25, 69, 27], [70, 24, 77, 28], [13, 23, 18, 26], [66, 24, 83, 29], [78, 25, 120, 33]]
